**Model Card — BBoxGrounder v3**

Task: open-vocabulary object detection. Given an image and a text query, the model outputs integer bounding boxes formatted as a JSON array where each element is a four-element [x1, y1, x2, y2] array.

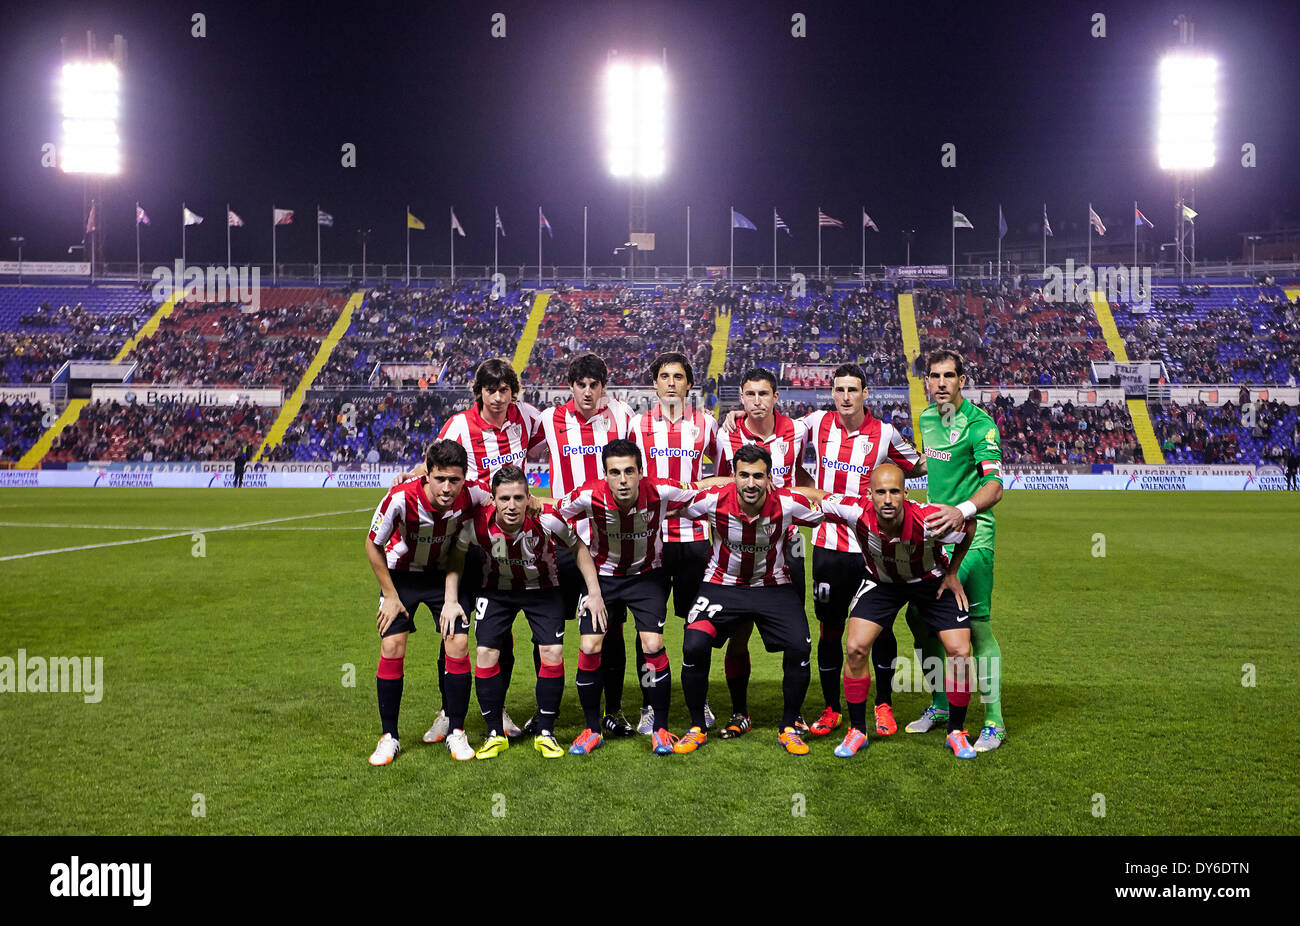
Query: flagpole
[[317, 204, 322, 285], [817, 207, 822, 281], [537, 206, 542, 288], [583, 205, 588, 284], [951, 205, 955, 282], [729, 206, 734, 283], [1042, 203, 1047, 276], [1133, 200, 1138, 270], [273, 208, 278, 286], [493, 208, 499, 282], [406, 204, 410, 286], [997, 206, 1002, 282], [1088, 202, 1093, 270], [136, 201, 141, 285], [861, 207, 865, 279], [685, 206, 690, 280], [226, 203, 232, 267], [450, 207, 455, 284], [182, 201, 187, 269], [773, 207, 777, 283]]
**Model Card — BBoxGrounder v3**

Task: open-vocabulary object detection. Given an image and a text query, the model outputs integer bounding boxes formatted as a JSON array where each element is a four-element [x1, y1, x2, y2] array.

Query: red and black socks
[[377, 656, 404, 739]]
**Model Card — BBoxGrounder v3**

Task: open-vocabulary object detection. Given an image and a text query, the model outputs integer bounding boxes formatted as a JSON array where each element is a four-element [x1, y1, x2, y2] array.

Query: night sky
[[2, 0, 1297, 270]]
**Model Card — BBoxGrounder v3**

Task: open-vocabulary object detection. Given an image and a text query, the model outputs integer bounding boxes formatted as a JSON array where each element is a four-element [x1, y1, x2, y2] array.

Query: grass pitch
[[0, 488, 1296, 835]]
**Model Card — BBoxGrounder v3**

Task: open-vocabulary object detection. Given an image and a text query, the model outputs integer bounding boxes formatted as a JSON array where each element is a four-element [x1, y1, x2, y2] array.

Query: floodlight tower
[[1157, 16, 1215, 281], [60, 31, 127, 280], [604, 50, 667, 279]]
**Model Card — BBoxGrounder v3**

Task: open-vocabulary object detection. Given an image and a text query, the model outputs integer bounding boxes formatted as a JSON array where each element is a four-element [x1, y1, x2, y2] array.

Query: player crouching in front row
[[817, 463, 980, 759], [366, 440, 488, 766], [446, 464, 607, 760], [671, 443, 826, 755]]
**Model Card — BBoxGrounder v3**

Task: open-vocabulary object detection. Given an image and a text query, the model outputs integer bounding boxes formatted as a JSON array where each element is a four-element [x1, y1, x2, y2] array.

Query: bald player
[[816, 463, 980, 759]]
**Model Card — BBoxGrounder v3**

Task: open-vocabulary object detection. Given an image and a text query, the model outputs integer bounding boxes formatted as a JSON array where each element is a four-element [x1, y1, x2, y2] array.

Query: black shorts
[[811, 546, 867, 627], [848, 575, 970, 634], [684, 583, 811, 655], [379, 569, 472, 638], [472, 587, 568, 651], [662, 539, 710, 618], [555, 543, 583, 620], [578, 569, 670, 636]]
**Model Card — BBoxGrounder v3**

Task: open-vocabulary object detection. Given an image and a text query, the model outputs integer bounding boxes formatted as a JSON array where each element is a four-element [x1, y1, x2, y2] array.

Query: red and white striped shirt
[[368, 478, 491, 573], [800, 410, 921, 553], [820, 495, 969, 583], [679, 484, 824, 587], [457, 507, 577, 592], [557, 476, 698, 576], [714, 411, 806, 488], [630, 404, 720, 543], [537, 397, 634, 525], [438, 400, 545, 483]]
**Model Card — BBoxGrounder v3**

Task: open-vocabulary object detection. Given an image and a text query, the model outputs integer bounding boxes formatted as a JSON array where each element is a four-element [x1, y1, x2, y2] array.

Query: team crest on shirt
[[950, 429, 962, 444], [854, 437, 874, 457], [592, 414, 611, 436], [680, 420, 697, 444], [505, 421, 523, 439]]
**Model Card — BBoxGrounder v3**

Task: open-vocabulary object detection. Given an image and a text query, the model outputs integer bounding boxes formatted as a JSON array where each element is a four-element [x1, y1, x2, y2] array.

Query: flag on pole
[[818, 210, 844, 228], [451, 209, 465, 237], [136, 205, 151, 225], [774, 211, 791, 235], [85, 204, 96, 234], [952, 209, 974, 229], [183, 207, 204, 226], [407, 211, 425, 230], [1181, 203, 1198, 223], [1135, 207, 1154, 228], [862, 210, 879, 232], [274, 207, 294, 226], [1089, 206, 1107, 236], [1043, 206, 1053, 237], [317, 208, 334, 227], [495, 208, 505, 237], [732, 210, 757, 231], [539, 209, 553, 237], [998, 205, 1008, 240], [227, 208, 245, 227]]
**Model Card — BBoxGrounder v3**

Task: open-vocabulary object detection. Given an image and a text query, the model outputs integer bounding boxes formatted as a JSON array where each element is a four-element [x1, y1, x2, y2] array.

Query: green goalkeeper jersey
[[918, 398, 1003, 551]]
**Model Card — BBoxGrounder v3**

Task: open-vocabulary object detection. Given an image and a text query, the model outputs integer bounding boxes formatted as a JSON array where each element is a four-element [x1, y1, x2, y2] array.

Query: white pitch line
[[0, 507, 371, 562]]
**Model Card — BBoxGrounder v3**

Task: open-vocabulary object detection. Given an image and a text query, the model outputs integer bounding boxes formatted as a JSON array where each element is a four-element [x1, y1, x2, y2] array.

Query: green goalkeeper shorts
[[957, 547, 994, 620]]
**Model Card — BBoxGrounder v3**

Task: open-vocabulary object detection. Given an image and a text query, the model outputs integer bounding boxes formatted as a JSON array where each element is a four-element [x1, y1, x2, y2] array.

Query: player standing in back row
[[797, 364, 925, 738], [900, 348, 1006, 751], [534, 353, 637, 737], [629, 351, 721, 733]]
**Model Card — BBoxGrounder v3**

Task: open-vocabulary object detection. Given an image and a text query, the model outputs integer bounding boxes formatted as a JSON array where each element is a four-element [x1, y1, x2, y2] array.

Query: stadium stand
[[1113, 284, 1300, 385], [1151, 398, 1298, 465], [523, 283, 716, 387], [0, 285, 155, 383], [121, 287, 346, 387], [722, 284, 905, 387], [264, 389, 464, 464], [43, 399, 276, 463], [913, 282, 1110, 386], [313, 283, 532, 387], [0, 400, 48, 462]]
